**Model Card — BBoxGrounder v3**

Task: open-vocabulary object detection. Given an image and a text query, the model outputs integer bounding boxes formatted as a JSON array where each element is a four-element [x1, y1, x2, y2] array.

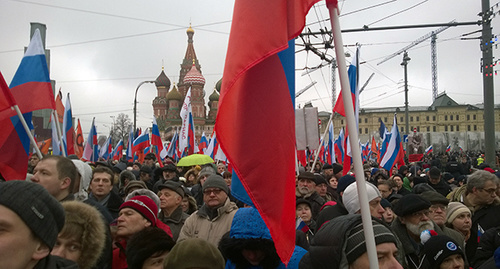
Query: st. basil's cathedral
[[152, 26, 220, 141]]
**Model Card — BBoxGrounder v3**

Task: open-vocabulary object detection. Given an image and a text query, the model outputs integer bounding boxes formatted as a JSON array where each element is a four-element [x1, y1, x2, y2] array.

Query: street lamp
[[401, 51, 411, 136], [133, 80, 156, 132]]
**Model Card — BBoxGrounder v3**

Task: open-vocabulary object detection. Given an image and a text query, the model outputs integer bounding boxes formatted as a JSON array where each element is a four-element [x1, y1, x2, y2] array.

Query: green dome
[[209, 89, 219, 101], [215, 78, 222, 93], [165, 84, 182, 101]]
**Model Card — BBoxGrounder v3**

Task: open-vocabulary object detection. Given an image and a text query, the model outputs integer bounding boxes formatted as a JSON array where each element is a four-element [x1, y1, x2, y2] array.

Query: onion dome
[[155, 69, 171, 89], [209, 89, 219, 102], [215, 78, 222, 93], [165, 84, 182, 101], [183, 61, 205, 85], [187, 24, 194, 34]]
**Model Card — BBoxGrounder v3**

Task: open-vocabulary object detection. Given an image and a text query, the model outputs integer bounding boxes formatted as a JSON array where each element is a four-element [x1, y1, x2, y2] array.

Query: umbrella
[[177, 154, 214, 167]]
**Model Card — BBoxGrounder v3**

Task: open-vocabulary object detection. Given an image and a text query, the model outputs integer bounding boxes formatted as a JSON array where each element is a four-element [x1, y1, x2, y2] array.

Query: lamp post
[[133, 80, 156, 132], [401, 51, 411, 136]]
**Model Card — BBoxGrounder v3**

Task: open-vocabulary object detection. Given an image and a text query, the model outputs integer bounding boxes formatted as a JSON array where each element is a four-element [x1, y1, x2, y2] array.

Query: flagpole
[[327, 1, 379, 268], [12, 105, 43, 159], [310, 114, 333, 172], [53, 110, 66, 157]]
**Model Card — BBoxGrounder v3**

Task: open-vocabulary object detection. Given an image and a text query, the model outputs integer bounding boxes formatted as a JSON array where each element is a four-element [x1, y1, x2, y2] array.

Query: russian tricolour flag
[[0, 29, 55, 180], [446, 145, 451, 152], [380, 114, 402, 173], [425, 145, 433, 155]]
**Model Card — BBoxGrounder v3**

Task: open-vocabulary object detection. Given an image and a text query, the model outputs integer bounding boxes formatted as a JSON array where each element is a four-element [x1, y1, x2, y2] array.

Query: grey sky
[[0, 0, 498, 137]]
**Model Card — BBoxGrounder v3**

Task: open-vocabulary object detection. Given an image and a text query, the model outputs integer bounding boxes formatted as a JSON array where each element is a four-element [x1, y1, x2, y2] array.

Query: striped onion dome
[[183, 62, 205, 85]]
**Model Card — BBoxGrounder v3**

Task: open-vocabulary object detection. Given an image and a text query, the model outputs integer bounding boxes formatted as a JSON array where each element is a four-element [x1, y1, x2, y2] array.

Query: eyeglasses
[[410, 210, 430, 218], [203, 189, 222, 195], [479, 188, 497, 195]]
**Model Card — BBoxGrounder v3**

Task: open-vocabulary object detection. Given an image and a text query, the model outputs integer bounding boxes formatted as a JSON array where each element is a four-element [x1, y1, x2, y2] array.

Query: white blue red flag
[[82, 118, 98, 162], [446, 145, 451, 152], [112, 139, 124, 161], [334, 127, 344, 163], [151, 116, 164, 154], [179, 87, 195, 156], [99, 135, 112, 160], [126, 126, 134, 161], [133, 131, 150, 157], [62, 93, 74, 155], [425, 145, 433, 155], [205, 131, 218, 159], [380, 115, 402, 173], [198, 132, 208, 153], [0, 29, 55, 180], [327, 121, 336, 164], [51, 113, 61, 156], [215, 0, 320, 263], [163, 131, 179, 160]]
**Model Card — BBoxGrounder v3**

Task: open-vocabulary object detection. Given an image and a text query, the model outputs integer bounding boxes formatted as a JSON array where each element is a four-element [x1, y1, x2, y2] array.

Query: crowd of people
[[1, 150, 500, 269]]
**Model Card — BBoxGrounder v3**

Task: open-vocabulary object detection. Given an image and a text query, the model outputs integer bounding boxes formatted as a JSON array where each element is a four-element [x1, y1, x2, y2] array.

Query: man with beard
[[392, 194, 448, 269], [296, 172, 325, 221]]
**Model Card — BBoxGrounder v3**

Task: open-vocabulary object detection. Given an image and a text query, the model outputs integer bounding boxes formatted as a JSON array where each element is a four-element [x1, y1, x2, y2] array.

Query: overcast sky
[[1, 0, 499, 137]]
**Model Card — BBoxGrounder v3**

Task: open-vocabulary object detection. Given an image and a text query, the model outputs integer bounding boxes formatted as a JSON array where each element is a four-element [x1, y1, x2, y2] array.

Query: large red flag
[[216, 0, 319, 263], [0, 72, 16, 122]]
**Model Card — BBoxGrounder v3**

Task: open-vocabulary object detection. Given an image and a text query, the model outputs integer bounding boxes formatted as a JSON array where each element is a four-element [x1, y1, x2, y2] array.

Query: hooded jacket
[[219, 207, 306, 269]]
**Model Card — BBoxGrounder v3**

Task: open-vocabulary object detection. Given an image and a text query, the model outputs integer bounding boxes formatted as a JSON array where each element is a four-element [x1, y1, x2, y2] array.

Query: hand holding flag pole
[[327, 0, 379, 268]]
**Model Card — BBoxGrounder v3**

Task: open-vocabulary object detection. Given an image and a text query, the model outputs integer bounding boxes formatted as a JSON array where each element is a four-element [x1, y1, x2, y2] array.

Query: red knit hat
[[119, 195, 158, 226]]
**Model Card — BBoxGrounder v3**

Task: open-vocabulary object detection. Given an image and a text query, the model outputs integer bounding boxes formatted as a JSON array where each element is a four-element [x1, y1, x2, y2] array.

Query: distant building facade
[[318, 93, 500, 152]]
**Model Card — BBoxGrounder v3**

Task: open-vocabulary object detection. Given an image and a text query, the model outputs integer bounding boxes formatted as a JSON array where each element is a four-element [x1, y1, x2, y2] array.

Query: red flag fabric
[[55, 90, 64, 123], [75, 119, 84, 159], [216, 0, 319, 263], [0, 72, 16, 121]]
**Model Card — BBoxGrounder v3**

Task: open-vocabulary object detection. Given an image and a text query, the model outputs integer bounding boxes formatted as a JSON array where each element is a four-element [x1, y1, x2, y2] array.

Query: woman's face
[[329, 177, 338, 189], [451, 212, 471, 234], [296, 204, 312, 223], [382, 207, 394, 223], [393, 176, 403, 188]]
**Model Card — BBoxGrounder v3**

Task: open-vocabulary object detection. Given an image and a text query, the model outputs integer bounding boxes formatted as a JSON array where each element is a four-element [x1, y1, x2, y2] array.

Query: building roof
[[215, 77, 222, 93], [430, 92, 459, 108], [209, 89, 219, 101], [183, 62, 206, 85], [165, 84, 182, 101], [155, 69, 171, 89]]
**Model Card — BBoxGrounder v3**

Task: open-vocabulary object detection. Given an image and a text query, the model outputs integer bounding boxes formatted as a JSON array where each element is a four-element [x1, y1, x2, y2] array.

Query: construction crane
[[377, 20, 455, 101]]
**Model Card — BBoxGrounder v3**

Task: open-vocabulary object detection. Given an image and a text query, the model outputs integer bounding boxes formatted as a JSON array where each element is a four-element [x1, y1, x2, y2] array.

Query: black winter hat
[[332, 163, 343, 175], [0, 181, 65, 250], [422, 235, 464, 269], [337, 175, 356, 194], [313, 173, 328, 186], [297, 172, 315, 181], [393, 194, 431, 217], [126, 227, 175, 269]]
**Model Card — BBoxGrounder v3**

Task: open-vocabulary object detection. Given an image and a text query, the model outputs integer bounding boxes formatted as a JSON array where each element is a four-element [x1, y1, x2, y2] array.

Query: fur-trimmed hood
[[60, 201, 107, 269]]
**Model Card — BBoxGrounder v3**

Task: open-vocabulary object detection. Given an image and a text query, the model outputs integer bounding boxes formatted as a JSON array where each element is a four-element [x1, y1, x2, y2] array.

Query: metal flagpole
[[326, 0, 379, 268], [310, 113, 333, 172], [12, 105, 43, 159], [53, 110, 66, 157]]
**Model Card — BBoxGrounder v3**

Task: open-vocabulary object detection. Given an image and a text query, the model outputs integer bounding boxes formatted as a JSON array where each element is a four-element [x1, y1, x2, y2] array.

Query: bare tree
[[111, 113, 132, 147]]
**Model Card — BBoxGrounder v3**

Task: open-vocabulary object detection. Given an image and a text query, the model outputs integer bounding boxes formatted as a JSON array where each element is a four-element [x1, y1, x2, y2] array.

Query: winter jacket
[[178, 197, 238, 246], [158, 206, 189, 241], [219, 207, 307, 269], [35, 255, 79, 269]]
